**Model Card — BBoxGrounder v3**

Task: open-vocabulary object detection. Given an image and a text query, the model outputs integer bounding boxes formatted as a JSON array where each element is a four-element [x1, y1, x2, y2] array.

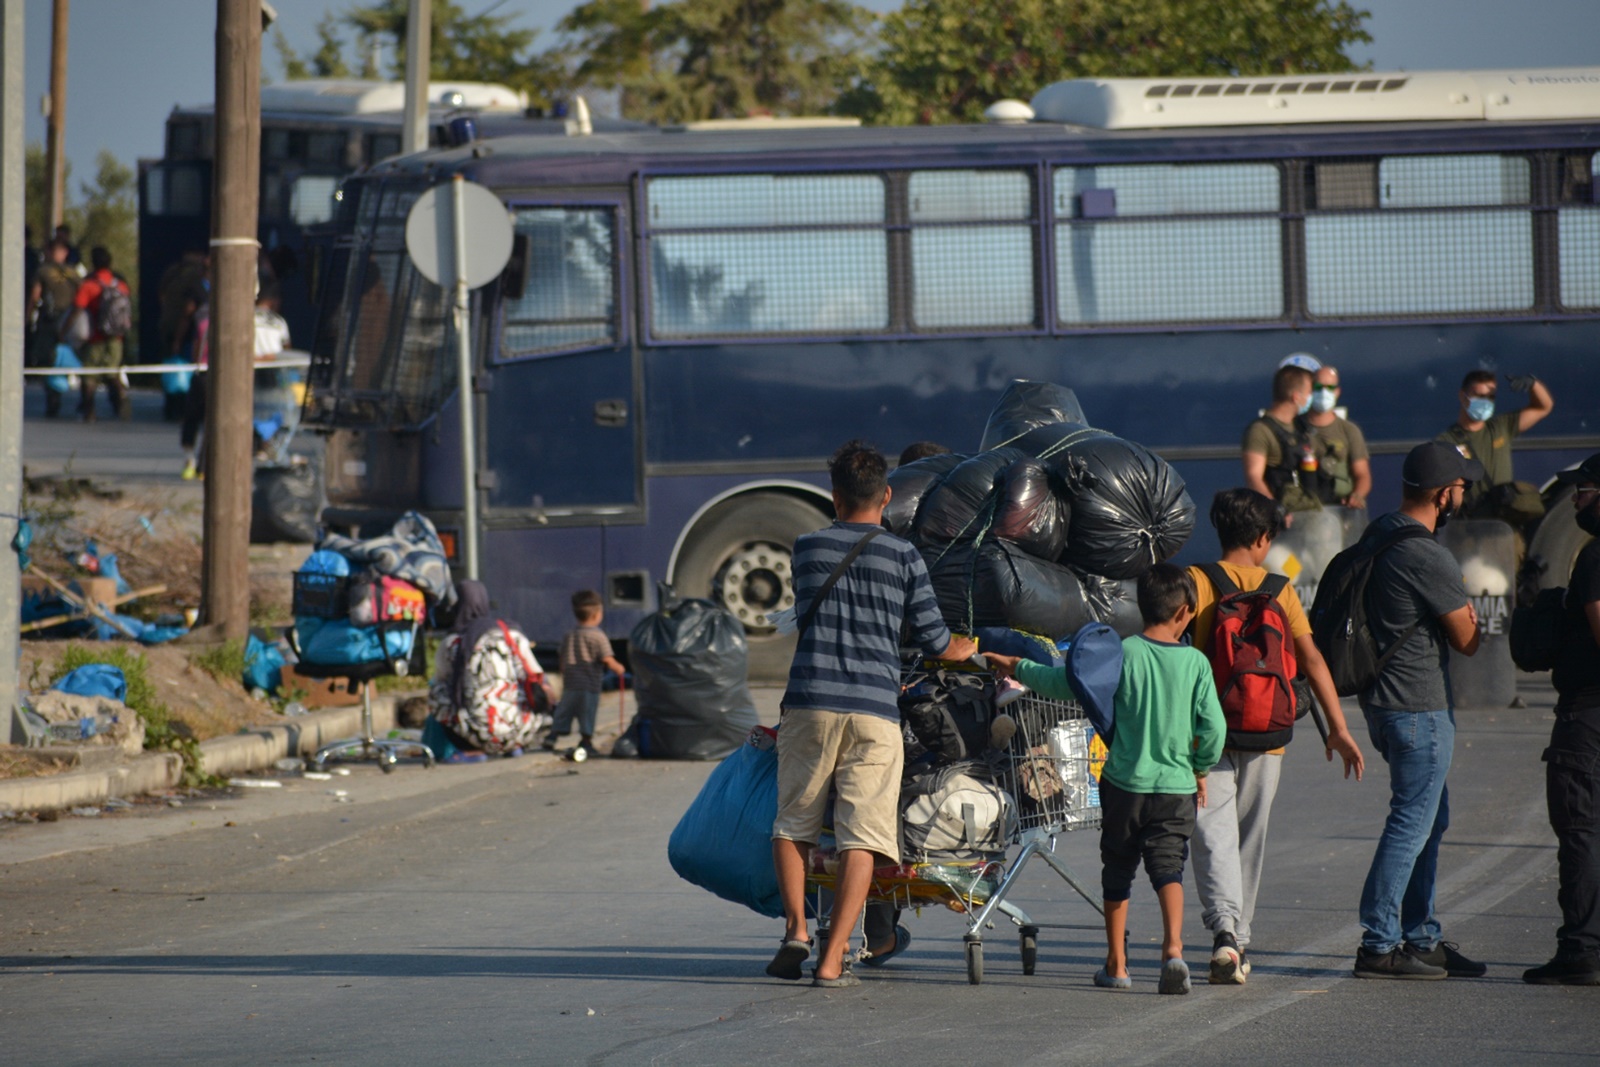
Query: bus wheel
[[673, 493, 829, 683], [1529, 486, 1595, 590]]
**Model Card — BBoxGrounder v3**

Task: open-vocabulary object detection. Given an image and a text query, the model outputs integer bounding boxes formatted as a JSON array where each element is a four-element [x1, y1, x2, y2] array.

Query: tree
[[845, 0, 1372, 125], [274, 14, 352, 80], [344, 0, 564, 105]]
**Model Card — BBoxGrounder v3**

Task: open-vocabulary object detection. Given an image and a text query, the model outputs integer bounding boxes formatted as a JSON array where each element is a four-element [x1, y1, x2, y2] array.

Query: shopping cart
[[805, 690, 1105, 985]]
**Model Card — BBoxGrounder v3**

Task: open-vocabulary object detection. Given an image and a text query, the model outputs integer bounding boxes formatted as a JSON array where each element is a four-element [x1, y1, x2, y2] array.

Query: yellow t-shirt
[[1187, 561, 1312, 656]]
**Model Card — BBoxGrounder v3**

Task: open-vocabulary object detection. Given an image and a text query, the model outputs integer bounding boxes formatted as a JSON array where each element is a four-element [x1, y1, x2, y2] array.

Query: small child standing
[[542, 590, 627, 758], [986, 563, 1226, 994]]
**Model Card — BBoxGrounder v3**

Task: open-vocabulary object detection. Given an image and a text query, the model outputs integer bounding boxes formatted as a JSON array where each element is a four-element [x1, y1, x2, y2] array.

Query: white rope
[[21, 354, 312, 377]]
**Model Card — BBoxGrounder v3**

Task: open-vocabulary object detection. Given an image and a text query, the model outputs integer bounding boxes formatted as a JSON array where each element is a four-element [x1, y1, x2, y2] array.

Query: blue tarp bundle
[[52, 664, 128, 702], [667, 729, 782, 918]]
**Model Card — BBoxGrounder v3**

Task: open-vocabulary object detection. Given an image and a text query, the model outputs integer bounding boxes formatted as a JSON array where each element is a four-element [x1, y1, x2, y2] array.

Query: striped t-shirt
[[782, 521, 951, 720]]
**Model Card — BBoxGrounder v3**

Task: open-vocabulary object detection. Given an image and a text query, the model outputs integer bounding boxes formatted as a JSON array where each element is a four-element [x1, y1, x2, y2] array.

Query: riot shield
[[1438, 519, 1518, 710], [1264, 508, 1350, 608]]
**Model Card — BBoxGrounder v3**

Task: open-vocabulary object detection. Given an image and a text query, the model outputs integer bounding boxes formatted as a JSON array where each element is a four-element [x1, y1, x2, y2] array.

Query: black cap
[[1402, 441, 1485, 489], [1553, 452, 1600, 488]]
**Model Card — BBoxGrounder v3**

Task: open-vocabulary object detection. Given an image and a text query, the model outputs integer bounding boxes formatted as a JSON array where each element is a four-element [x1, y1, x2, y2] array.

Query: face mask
[[1309, 388, 1337, 414], [1296, 393, 1313, 416], [1466, 397, 1495, 422], [1578, 496, 1600, 537]]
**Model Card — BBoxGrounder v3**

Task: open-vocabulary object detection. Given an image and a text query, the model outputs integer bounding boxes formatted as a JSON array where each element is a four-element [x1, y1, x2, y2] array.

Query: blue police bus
[[298, 68, 1600, 674]]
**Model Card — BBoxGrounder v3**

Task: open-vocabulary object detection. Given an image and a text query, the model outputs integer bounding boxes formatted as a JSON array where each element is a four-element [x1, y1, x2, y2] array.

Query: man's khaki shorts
[[771, 708, 904, 862]]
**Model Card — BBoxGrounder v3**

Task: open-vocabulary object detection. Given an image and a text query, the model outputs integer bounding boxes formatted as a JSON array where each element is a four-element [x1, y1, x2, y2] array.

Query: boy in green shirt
[[986, 563, 1226, 994]]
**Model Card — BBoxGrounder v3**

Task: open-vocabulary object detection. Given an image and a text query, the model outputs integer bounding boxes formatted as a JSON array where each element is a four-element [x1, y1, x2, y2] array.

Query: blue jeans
[[550, 688, 599, 739], [1359, 708, 1454, 953]]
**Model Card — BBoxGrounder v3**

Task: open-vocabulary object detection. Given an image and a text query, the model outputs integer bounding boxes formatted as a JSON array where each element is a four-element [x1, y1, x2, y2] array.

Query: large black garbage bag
[[992, 457, 1071, 562], [914, 449, 1027, 550], [627, 592, 759, 760], [927, 540, 1101, 639], [1013, 427, 1194, 580], [1082, 574, 1143, 638], [883, 452, 966, 537], [251, 463, 322, 544], [979, 380, 1089, 451]]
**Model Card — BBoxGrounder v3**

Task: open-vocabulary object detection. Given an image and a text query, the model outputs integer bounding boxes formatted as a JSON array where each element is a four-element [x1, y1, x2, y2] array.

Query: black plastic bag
[[627, 591, 759, 760], [251, 463, 322, 544], [883, 452, 966, 537], [992, 457, 1071, 561], [927, 540, 1101, 638], [914, 449, 1027, 550], [1021, 429, 1195, 580], [1081, 574, 1143, 638], [979, 380, 1089, 451]]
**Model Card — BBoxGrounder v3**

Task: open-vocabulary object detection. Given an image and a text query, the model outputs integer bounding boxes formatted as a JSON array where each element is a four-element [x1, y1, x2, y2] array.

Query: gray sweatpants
[[1191, 749, 1284, 948]]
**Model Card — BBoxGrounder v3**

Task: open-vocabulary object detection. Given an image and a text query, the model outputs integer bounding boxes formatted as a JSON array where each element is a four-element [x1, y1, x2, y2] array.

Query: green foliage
[[49, 644, 216, 787], [190, 639, 249, 687], [556, 0, 875, 123], [845, 0, 1372, 125]]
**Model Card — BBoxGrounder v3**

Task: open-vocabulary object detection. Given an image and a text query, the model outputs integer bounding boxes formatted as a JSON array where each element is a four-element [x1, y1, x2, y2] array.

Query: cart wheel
[[1020, 925, 1039, 976], [308, 759, 326, 774], [379, 752, 397, 774], [965, 936, 984, 986]]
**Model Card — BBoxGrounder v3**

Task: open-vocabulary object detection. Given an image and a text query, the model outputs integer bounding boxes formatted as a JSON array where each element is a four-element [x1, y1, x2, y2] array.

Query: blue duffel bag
[[667, 726, 782, 918]]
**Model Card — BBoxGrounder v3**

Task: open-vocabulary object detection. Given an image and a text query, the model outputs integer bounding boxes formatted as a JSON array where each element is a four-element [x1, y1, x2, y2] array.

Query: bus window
[[263, 128, 292, 160], [1307, 161, 1377, 209], [498, 208, 616, 359], [290, 175, 340, 226], [1306, 153, 1535, 316], [167, 120, 203, 160], [366, 133, 402, 163], [146, 165, 206, 216], [908, 169, 1036, 329], [1053, 163, 1282, 324], [307, 131, 347, 166], [1558, 151, 1600, 308], [645, 174, 888, 336]]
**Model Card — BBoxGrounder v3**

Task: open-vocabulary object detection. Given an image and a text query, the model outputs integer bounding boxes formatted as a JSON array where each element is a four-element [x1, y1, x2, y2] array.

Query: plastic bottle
[[283, 702, 308, 717]]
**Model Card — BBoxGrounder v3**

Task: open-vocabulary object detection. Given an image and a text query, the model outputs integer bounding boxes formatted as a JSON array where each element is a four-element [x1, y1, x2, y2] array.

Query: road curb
[[0, 695, 404, 813]]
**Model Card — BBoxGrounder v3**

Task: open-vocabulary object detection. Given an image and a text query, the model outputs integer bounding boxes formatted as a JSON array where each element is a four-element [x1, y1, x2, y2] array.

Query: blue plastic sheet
[[243, 634, 286, 693], [667, 730, 782, 918], [53, 664, 128, 702]]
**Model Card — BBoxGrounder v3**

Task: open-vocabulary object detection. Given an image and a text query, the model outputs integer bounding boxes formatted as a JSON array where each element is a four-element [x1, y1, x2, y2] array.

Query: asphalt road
[[1, 680, 1595, 1066]]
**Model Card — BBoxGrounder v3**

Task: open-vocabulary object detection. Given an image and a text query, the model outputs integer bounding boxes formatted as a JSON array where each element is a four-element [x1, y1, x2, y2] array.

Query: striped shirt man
[[781, 521, 952, 719]]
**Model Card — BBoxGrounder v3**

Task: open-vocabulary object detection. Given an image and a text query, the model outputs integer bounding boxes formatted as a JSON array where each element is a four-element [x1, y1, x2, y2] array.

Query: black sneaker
[[1353, 945, 1448, 980], [1210, 931, 1246, 985], [1408, 940, 1486, 978], [1524, 952, 1600, 986]]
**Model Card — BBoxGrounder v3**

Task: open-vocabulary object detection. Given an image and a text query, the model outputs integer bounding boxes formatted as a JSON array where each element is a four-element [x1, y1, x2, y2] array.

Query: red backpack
[[1197, 563, 1298, 751]]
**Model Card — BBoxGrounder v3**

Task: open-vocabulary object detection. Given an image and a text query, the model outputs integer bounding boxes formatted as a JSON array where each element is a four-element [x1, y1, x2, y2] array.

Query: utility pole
[[401, 0, 430, 154], [201, 0, 261, 641], [43, 0, 66, 230], [3, 1, 28, 741]]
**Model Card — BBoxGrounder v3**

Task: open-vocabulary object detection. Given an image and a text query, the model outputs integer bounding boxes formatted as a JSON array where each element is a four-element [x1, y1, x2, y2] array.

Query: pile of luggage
[[887, 380, 1195, 639], [291, 512, 457, 669]]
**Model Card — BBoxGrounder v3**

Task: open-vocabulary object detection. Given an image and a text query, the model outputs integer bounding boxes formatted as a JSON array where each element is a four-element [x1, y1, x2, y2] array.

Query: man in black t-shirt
[[1527, 453, 1600, 985]]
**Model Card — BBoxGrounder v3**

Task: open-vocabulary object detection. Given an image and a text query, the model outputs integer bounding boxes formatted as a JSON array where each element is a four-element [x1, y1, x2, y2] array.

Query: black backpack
[[897, 669, 996, 762], [1309, 524, 1432, 697], [1510, 586, 1567, 672]]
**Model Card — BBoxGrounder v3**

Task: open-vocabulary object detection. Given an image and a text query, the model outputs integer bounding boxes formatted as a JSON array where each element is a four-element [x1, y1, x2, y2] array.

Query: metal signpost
[[404, 176, 514, 581]]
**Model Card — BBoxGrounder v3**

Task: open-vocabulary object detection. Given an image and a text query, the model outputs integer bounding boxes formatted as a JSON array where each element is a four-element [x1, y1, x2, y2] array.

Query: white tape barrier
[[20, 352, 312, 377]]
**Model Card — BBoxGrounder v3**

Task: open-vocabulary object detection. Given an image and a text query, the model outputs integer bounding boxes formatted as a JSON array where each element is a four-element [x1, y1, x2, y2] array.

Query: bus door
[[137, 160, 211, 363], [481, 198, 640, 519]]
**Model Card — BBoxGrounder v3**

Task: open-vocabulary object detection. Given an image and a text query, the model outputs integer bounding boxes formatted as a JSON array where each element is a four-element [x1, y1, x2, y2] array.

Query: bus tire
[[1529, 486, 1595, 590], [673, 493, 829, 683]]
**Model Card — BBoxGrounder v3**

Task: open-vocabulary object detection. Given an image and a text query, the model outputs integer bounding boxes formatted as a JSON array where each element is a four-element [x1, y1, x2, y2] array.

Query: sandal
[[765, 939, 811, 981], [811, 965, 860, 989], [862, 925, 911, 968]]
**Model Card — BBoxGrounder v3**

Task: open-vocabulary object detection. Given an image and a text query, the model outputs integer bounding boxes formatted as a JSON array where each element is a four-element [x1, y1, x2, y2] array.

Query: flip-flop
[[811, 967, 860, 988], [862, 925, 912, 968], [765, 939, 811, 981]]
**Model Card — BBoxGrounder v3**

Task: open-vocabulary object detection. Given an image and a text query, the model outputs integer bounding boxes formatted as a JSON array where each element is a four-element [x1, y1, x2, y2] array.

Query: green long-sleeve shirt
[[1015, 635, 1226, 795]]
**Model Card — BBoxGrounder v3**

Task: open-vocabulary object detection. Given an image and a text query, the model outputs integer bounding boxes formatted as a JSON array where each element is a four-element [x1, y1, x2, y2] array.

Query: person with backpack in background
[[768, 440, 976, 989], [1523, 454, 1600, 984], [72, 246, 133, 422], [1324, 442, 1486, 980], [29, 237, 80, 417], [1186, 489, 1365, 986], [1242, 362, 1322, 516], [1438, 369, 1554, 527], [986, 563, 1227, 994], [425, 580, 553, 761]]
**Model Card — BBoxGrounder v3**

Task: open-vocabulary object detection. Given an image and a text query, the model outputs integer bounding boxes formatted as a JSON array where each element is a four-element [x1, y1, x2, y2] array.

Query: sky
[[21, 0, 1600, 186]]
